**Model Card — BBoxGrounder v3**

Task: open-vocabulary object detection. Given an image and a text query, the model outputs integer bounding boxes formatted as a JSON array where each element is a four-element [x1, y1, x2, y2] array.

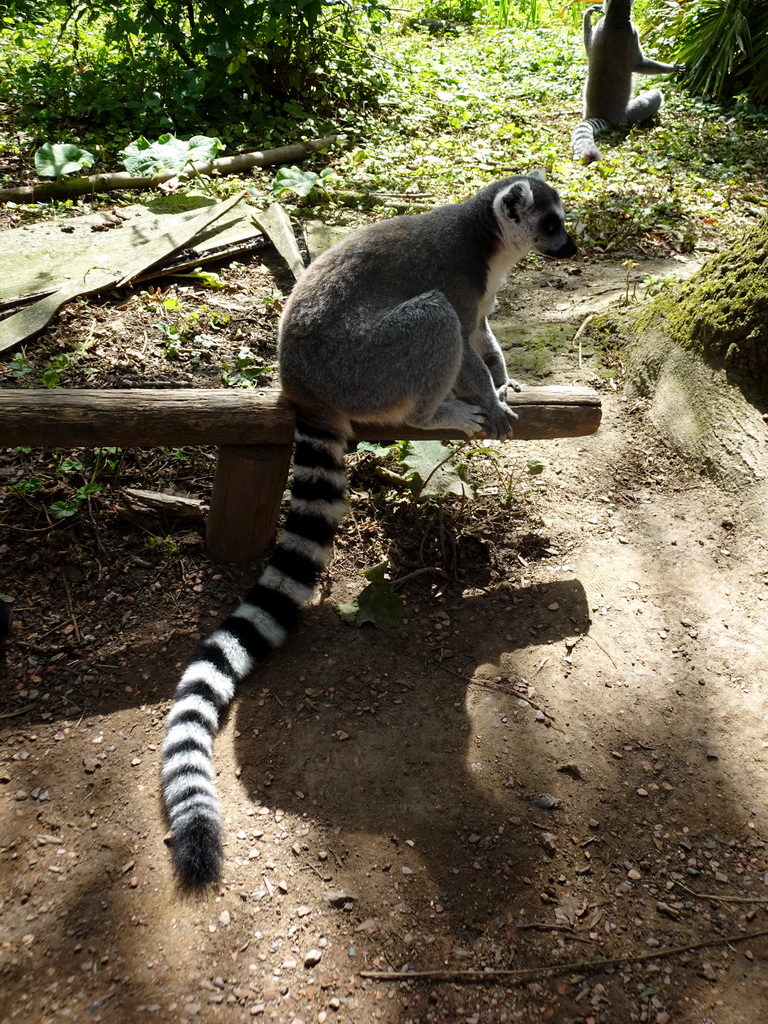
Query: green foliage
[[34, 142, 96, 178], [272, 165, 339, 198], [357, 439, 472, 500], [337, 560, 405, 629], [50, 481, 102, 520], [0, 1, 391, 146], [221, 348, 277, 388], [145, 534, 180, 557], [400, 440, 472, 499], [121, 134, 224, 176], [651, 0, 768, 102]]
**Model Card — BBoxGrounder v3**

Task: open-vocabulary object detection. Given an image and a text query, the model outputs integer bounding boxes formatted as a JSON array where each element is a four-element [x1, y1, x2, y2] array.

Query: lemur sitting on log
[[572, 0, 685, 165]]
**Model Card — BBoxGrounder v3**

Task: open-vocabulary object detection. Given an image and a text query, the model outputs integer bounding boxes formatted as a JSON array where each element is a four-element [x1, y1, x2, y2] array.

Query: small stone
[[304, 948, 322, 968], [327, 891, 354, 909], [701, 962, 718, 982], [219, 910, 231, 926], [628, 868, 642, 880], [297, 905, 311, 918], [534, 793, 558, 810], [706, 749, 719, 760], [636, 788, 649, 797], [541, 832, 557, 854]]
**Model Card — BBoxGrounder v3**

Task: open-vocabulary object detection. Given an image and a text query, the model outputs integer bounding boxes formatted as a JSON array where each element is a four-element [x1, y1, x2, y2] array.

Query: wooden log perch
[[0, 385, 600, 447], [0, 385, 601, 562]]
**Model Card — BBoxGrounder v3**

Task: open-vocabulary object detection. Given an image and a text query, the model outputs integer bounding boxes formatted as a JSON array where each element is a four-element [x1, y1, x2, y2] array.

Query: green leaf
[[401, 440, 472, 499], [272, 165, 321, 197], [121, 134, 223, 176], [49, 500, 79, 519], [338, 579, 405, 630], [356, 441, 400, 457], [41, 369, 60, 388], [362, 560, 389, 583], [35, 142, 95, 179]]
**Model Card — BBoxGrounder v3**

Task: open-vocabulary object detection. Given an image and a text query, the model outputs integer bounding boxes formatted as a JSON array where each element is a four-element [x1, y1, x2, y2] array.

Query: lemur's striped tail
[[161, 420, 349, 887], [571, 118, 611, 165]]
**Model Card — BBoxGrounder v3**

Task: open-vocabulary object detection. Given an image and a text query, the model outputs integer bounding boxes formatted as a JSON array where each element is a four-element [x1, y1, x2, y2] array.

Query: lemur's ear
[[501, 180, 535, 223], [527, 168, 547, 183]]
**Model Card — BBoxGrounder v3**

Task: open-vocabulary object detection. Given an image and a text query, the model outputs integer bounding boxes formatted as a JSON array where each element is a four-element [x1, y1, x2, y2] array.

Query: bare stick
[[359, 926, 768, 984]]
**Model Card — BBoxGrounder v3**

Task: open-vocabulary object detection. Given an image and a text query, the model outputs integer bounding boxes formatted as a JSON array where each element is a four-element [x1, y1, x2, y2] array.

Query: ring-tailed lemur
[[161, 173, 577, 887], [572, 0, 685, 165]]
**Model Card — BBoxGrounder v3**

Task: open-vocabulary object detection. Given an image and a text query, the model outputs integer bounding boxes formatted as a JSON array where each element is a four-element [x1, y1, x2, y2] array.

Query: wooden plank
[[0, 385, 601, 447], [0, 195, 259, 305], [252, 205, 307, 281]]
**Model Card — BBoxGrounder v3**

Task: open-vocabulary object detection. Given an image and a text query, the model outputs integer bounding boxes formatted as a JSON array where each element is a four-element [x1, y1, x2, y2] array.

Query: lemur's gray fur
[[279, 172, 576, 443], [572, 0, 684, 165], [161, 173, 576, 888]]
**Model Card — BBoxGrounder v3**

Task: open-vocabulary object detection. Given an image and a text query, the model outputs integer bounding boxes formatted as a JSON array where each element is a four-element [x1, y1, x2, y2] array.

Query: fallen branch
[[0, 135, 338, 204], [359, 926, 768, 984], [673, 879, 768, 904], [122, 488, 207, 521]]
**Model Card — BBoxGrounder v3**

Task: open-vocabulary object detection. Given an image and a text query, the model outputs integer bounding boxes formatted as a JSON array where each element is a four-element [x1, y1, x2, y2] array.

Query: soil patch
[[2, 233, 768, 1024]]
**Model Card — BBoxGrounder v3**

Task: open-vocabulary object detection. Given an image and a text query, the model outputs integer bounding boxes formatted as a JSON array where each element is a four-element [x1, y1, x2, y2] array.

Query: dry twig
[[360, 926, 768, 985]]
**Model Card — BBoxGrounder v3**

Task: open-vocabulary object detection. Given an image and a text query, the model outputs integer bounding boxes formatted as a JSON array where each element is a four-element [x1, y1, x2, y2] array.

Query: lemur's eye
[[542, 215, 559, 235]]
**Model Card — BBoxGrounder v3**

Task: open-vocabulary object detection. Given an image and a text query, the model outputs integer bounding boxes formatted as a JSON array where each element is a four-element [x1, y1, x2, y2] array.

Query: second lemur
[[572, 0, 684, 165], [161, 173, 576, 888]]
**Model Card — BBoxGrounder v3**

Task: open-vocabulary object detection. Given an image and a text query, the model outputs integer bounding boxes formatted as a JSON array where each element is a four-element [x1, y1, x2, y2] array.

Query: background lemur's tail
[[571, 118, 611, 165], [161, 419, 349, 887]]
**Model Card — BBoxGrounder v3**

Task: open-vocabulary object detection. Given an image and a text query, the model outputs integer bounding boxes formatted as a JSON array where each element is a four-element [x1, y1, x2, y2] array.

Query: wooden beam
[[0, 386, 601, 563], [0, 386, 601, 447]]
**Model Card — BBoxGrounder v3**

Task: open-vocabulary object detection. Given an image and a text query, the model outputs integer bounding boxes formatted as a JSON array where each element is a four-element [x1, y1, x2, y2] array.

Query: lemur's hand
[[587, 5, 604, 16], [673, 63, 688, 74]]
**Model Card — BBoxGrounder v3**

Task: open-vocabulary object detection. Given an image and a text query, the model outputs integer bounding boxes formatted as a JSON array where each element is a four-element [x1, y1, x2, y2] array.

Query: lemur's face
[[496, 178, 577, 260]]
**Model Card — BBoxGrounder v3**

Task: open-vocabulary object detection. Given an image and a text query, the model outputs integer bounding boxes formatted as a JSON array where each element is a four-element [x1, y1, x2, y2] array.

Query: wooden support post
[[206, 444, 292, 563]]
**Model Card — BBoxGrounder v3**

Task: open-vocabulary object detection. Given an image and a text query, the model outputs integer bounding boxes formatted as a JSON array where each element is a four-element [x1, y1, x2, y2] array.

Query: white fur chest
[[479, 245, 525, 318]]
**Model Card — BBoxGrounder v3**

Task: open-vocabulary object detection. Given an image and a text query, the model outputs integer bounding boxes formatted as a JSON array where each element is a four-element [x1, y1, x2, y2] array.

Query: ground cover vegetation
[[0, 1, 766, 241]]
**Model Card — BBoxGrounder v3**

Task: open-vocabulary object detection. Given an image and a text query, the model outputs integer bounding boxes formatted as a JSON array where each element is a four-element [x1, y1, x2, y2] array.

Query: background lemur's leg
[[625, 88, 663, 124], [472, 317, 522, 398]]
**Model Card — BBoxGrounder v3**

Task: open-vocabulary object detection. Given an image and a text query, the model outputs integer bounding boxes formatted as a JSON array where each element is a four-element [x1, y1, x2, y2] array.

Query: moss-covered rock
[[645, 215, 768, 387]]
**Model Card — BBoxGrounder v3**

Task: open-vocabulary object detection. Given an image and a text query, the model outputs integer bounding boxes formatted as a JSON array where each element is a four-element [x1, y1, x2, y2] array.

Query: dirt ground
[[2, 219, 768, 1024]]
